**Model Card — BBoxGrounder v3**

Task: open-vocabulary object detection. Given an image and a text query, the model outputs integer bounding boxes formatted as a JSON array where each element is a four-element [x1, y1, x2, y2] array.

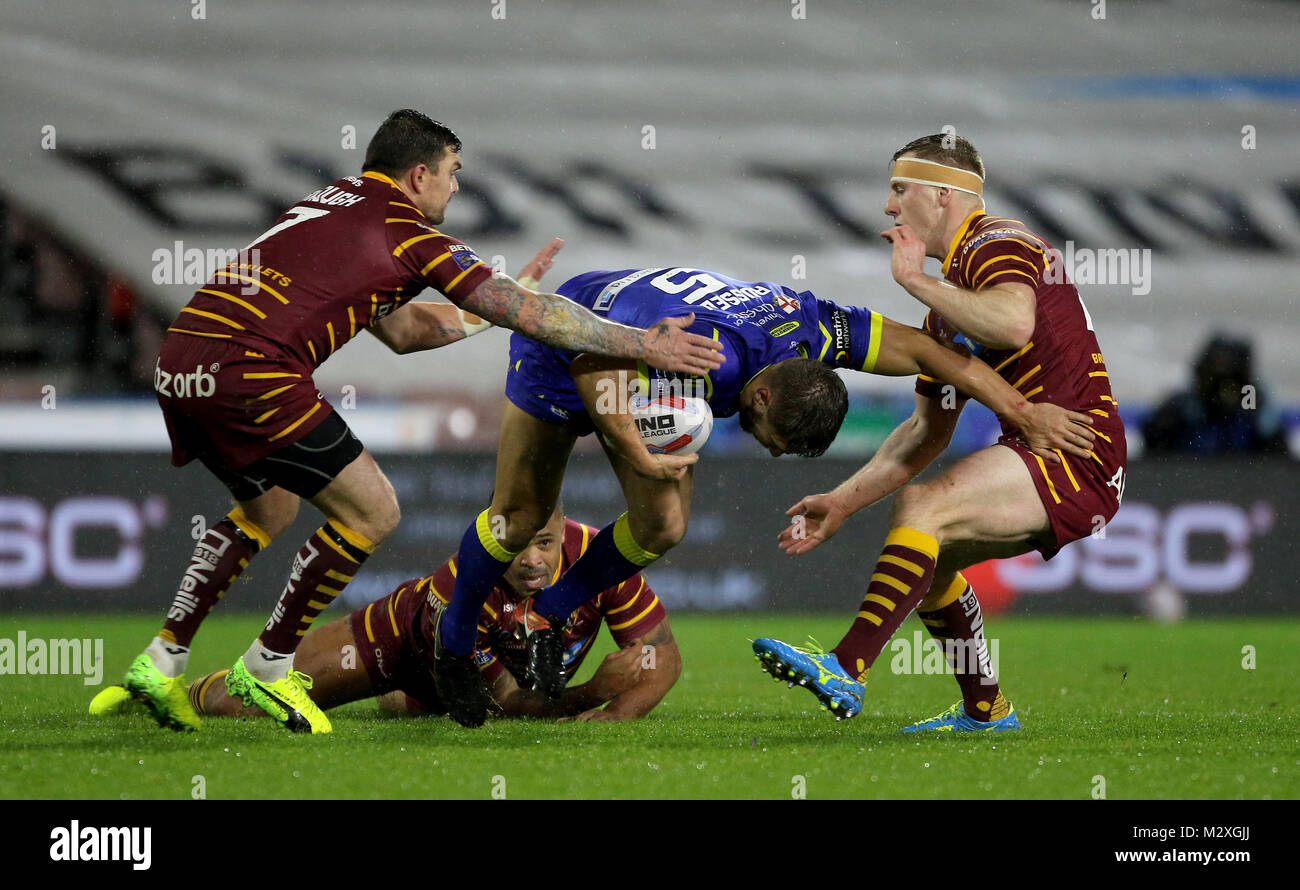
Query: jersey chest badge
[[776, 293, 800, 314]]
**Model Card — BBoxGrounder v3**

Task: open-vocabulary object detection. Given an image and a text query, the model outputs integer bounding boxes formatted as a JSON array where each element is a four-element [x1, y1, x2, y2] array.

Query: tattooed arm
[[459, 274, 725, 375]]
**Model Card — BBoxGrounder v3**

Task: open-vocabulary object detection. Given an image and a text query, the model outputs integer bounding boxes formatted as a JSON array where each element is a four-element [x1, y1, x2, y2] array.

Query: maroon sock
[[917, 574, 1009, 721], [258, 519, 375, 654], [832, 527, 939, 682], [160, 513, 266, 648]]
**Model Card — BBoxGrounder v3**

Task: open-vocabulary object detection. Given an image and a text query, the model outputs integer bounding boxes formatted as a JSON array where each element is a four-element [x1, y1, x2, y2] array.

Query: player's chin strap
[[889, 157, 984, 198]]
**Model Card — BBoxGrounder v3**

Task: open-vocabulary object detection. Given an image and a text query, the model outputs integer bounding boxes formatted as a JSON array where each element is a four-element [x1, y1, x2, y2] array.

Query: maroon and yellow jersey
[[916, 212, 1119, 423], [164, 171, 492, 368], [916, 211, 1128, 547], [408, 519, 666, 685]]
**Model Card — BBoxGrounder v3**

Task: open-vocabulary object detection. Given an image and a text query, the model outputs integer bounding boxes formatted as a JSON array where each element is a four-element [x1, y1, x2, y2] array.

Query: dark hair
[[363, 110, 462, 178], [892, 134, 985, 179], [766, 359, 849, 458]]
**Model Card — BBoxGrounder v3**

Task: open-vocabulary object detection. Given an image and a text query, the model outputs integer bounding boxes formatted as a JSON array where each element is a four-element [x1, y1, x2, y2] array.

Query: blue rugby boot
[[899, 701, 1022, 733], [753, 637, 864, 719]]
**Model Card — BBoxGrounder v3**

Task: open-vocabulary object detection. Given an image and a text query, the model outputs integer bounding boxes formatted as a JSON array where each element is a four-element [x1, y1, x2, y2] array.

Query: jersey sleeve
[[420, 560, 456, 608], [389, 221, 493, 306], [600, 574, 666, 646], [815, 299, 884, 372], [962, 234, 1046, 292]]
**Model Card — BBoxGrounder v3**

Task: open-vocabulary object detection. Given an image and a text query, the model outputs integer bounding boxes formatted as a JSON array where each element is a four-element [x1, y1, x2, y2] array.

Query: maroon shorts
[[347, 579, 447, 715], [155, 334, 336, 471], [999, 417, 1128, 559]]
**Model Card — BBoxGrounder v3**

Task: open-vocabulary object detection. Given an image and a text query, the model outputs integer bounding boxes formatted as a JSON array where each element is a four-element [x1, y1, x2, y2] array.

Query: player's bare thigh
[[200, 617, 375, 715], [601, 435, 694, 554], [893, 443, 1051, 548], [488, 400, 578, 550]]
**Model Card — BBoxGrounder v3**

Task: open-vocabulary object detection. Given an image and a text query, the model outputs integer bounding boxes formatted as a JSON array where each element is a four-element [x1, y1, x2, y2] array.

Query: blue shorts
[[503, 333, 597, 436]]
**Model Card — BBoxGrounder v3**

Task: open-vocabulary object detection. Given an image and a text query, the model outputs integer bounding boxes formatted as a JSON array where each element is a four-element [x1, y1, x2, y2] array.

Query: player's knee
[[364, 497, 402, 544], [239, 492, 299, 540], [495, 506, 548, 552]]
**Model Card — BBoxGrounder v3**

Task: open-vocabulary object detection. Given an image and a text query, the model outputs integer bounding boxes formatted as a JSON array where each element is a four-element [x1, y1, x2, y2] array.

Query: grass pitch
[[1, 613, 1296, 800]]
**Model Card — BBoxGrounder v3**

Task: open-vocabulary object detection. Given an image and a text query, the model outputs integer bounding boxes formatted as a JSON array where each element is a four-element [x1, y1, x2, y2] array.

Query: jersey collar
[[361, 170, 401, 190], [940, 210, 985, 277]]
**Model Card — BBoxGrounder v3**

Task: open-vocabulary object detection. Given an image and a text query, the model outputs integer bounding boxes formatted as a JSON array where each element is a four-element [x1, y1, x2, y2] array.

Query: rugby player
[[124, 109, 721, 735], [436, 251, 1099, 727], [94, 508, 678, 723], [755, 134, 1123, 731]]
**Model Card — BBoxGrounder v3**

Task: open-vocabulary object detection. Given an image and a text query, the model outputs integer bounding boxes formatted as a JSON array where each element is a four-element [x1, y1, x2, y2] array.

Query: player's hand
[[634, 450, 698, 482], [778, 492, 850, 556], [1016, 402, 1096, 463], [587, 643, 644, 699], [643, 313, 725, 375], [516, 237, 564, 291], [880, 225, 929, 292]]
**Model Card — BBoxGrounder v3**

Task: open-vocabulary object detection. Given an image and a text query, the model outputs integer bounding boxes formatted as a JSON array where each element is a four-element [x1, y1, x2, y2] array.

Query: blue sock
[[441, 510, 519, 655], [534, 513, 660, 624]]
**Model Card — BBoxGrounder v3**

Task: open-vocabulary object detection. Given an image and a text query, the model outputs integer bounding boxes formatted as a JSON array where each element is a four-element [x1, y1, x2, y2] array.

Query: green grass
[[1, 614, 1296, 800]]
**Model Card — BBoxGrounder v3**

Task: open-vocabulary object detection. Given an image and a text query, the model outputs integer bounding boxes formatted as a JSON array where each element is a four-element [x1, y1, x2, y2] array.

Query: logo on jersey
[[776, 293, 800, 314], [769, 321, 800, 337], [448, 243, 482, 271], [154, 361, 216, 398], [829, 309, 852, 357]]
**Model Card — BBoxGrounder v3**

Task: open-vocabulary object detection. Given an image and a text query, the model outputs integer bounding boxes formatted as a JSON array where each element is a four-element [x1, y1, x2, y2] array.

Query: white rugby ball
[[633, 395, 713, 456]]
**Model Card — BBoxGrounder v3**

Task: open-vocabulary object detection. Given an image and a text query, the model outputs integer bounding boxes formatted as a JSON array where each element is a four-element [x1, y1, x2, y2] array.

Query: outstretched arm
[[871, 317, 1095, 461], [460, 275, 724, 376], [367, 302, 484, 354], [368, 238, 567, 354], [779, 391, 959, 555]]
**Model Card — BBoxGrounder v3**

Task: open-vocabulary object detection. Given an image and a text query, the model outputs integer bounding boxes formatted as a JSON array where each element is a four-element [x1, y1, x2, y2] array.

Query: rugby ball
[[633, 395, 713, 456]]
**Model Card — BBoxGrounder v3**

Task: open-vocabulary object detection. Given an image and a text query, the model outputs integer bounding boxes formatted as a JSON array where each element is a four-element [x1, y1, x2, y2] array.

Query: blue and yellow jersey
[[505, 267, 883, 426]]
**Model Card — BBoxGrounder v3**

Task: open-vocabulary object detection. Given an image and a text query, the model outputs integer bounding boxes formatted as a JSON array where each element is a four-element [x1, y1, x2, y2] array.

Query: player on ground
[[123, 109, 721, 735], [436, 250, 1099, 727], [94, 508, 679, 722], [755, 134, 1124, 729]]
